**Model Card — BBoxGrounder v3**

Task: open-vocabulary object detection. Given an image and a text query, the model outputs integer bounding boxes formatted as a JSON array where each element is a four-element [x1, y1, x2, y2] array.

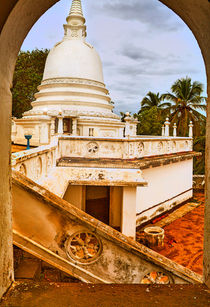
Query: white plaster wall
[[110, 187, 122, 229], [63, 185, 84, 210], [137, 159, 193, 216], [122, 187, 137, 239]]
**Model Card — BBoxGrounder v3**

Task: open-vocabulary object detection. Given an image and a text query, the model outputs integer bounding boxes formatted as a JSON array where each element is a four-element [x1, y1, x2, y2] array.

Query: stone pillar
[[173, 123, 177, 137], [161, 125, 165, 136], [164, 117, 170, 137], [50, 119, 55, 137], [40, 122, 49, 144], [119, 128, 124, 138], [72, 118, 78, 136], [124, 112, 131, 137], [110, 187, 122, 229], [189, 121, 193, 138], [58, 116, 63, 134], [0, 86, 14, 299], [204, 94, 210, 287], [121, 186, 137, 239], [124, 123, 130, 137]]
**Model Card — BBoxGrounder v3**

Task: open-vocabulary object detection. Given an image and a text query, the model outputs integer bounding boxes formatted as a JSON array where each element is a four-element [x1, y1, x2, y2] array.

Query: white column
[[161, 125, 165, 136], [124, 112, 131, 137], [50, 119, 55, 136], [164, 117, 170, 137], [124, 122, 130, 137], [189, 121, 193, 137], [121, 186, 137, 239], [173, 123, 177, 137], [40, 123, 49, 144], [58, 116, 63, 134], [72, 118, 77, 135]]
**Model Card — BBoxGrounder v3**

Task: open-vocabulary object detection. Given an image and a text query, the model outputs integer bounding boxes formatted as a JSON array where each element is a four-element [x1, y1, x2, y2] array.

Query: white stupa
[[14, 0, 137, 145]]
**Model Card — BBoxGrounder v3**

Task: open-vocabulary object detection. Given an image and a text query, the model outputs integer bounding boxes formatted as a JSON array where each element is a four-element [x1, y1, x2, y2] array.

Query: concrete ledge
[[1, 282, 210, 307], [57, 152, 200, 169]]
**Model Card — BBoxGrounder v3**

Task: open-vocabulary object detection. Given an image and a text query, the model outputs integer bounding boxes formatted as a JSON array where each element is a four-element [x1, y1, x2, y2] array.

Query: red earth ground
[[150, 192, 204, 275]]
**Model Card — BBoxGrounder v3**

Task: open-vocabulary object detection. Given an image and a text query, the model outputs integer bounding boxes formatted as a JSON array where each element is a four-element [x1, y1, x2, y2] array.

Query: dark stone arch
[[0, 0, 209, 296]]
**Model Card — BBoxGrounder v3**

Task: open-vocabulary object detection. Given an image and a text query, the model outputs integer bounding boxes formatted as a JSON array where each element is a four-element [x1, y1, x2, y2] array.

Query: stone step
[[15, 259, 41, 280]]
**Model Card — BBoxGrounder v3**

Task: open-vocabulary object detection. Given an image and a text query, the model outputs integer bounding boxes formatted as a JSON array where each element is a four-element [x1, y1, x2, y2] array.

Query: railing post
[[164, 117, 170, 137], [124, 112, 131, 137], [72, 118, 78, 136], [58, 115, 63, 134], [161, 125, 165, 136], [173, 123, 177, 137], [189, 121, 193, 138]]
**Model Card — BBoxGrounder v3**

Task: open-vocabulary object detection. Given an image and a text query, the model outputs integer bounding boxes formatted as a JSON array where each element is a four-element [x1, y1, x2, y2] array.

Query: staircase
[[12, 170, 203, 284]]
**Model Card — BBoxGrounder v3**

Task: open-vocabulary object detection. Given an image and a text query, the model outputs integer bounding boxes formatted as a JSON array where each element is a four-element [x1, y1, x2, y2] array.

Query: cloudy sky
[[21, 0, 207, 114]]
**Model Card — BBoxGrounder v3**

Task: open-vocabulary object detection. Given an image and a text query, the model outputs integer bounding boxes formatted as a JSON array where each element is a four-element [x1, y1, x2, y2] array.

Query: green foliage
[[135, 107, 164, 136], [193, 135, 205, 174], [140, 91, 171, 115], [163, 76, 206, 136], [135, 78, 206, 174], [12, 49, 49, 118]]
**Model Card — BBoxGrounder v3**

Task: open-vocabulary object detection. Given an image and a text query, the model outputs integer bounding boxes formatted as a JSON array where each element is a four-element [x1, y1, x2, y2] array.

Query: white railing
[[58, 136, 193, 160], [12, 138, 58, 182], [12, 134, 193, 182]]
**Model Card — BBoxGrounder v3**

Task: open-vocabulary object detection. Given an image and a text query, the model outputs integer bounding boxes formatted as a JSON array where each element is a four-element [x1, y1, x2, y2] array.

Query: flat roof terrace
[[57, 152, 200, 169]]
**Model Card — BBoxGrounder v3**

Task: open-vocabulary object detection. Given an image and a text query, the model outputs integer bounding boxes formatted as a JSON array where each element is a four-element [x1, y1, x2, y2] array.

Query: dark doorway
[[86, 186, 110, 224], [63, 118, 72, 134]]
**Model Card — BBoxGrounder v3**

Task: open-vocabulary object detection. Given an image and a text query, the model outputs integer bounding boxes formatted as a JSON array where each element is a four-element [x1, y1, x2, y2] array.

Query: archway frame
[[0, 0, 209, 297]]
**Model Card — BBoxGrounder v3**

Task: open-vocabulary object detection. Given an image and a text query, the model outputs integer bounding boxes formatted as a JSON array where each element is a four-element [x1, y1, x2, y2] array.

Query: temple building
[[13, 0, 137, 145], [12, 0, 197, 240]]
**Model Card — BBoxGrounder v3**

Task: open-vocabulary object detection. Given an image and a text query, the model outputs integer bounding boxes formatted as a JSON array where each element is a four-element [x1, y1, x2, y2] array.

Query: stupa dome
[[43, 40, 104, 83], [14, 0, 126, 146]]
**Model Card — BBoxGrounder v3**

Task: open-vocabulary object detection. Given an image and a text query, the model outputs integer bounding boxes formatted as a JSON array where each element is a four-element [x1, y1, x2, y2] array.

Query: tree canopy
[[135, 107, 165, 136], [12, 49, 49, 118], [139, 91, 170, 116], [135, 77, 206, 174], [163, 77, 206, 136]]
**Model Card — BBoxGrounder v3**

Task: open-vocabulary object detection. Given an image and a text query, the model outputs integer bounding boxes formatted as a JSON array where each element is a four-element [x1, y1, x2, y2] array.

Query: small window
[[89, 128, 94, 136]]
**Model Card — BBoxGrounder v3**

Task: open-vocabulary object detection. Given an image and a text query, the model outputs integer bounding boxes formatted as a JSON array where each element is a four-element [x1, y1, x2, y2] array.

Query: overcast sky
[[21, 0, 207, 115]]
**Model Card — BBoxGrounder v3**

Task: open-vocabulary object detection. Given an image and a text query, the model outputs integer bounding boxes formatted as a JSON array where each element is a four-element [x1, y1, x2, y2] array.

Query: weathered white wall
[[63, 185, 84, 210], [136, 159, 193, 225], [122, 187, 137, 239], [110, 186, 122, 229]]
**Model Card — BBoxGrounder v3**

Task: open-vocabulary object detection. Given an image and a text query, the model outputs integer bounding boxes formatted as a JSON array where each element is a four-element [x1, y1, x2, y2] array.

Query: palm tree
[[139, 92, 171, 115], [163, 77, 206, 136]]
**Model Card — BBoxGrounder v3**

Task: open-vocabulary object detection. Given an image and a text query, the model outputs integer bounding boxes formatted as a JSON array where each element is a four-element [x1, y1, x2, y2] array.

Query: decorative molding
[[65, 231, 102, 264], [41, 78, 105, 88], [87, 141, 99, 154], [141, 272, 171, 284]]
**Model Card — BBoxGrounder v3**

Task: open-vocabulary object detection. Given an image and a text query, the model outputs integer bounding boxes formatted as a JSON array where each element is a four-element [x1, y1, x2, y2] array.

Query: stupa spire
[[69, 0, 84, 18], [64, 0, 86, 39]]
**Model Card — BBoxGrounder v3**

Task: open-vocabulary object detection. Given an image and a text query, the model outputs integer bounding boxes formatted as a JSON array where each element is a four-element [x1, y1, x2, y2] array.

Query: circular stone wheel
[[141, 271, 170, 284], [65, 231, 102, 264]]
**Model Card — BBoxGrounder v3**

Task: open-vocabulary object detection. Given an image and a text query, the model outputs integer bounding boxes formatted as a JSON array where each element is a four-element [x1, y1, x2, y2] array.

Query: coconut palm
[[163, 77, 206, 136], [139, 91, 171, 115]]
